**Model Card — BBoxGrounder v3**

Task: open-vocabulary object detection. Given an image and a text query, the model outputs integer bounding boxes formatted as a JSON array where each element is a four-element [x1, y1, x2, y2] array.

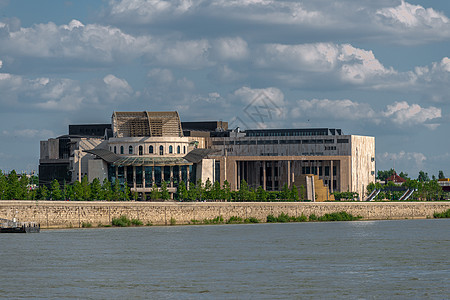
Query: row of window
[[111, 145, 186, 155], [212, 139, 348, 146]]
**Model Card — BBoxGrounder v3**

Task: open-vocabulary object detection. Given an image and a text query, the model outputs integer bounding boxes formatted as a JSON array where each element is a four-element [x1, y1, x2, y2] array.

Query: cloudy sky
[[0, 0, 449, 178]]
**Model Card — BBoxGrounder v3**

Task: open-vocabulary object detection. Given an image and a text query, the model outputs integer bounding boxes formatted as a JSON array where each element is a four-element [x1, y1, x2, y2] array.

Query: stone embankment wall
[[1, 201, 449, 229]]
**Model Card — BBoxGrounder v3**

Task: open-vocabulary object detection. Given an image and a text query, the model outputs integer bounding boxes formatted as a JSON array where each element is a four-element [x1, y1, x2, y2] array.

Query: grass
[[111, 215, 145, 227], [81, 222, 92, 228], [267, 211, 361, 223]]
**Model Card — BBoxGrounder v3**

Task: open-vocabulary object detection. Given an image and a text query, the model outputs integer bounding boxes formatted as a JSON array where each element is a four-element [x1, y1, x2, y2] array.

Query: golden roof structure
[[112, 111, 183, 138]]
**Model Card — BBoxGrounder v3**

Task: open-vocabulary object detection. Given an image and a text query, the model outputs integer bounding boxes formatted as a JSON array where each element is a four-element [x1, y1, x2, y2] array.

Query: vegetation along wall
[[1, 201, 450, 229]]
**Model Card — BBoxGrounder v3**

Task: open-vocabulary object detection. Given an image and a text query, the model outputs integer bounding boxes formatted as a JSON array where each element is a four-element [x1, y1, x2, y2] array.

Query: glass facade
[[136, 167, 142, 186], [154, 166, 161, 186], [163, 166, 171, 185], [145, 166, 153, 188], [173, 165, 179, 187]]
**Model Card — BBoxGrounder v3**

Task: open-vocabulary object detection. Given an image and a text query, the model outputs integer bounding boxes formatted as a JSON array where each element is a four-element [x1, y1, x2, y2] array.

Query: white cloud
[[0, 72, 134, 111], [383, 101, 441, 126], [233, 86, 284, 106], [378, 151, 427, 174], [2, 129, 55, 138], [147, 68, 174, 84], [212, 37, 249, 61], [292, 99, 377, 121], [0, 60, 2, 69]]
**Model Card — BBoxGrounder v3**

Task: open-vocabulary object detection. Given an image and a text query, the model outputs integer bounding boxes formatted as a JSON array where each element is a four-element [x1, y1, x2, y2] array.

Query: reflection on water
[[1, 219, 449, 299]]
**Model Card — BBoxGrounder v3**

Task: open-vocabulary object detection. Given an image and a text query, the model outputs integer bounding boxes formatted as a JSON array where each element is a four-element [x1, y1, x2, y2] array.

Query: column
[[187, 166, 190, 189], [161, 166, 164, 184], [152, 166, 155, 186], [124, 167, 127, 185], [287, 160, 291, 188], [291, 161, 295, 185], [271, 161, 275, 191], [115, 166, 118, 183], [170, 166, 173, 188], [142, 166, 146, 189], [237, 161, 240, 190], [330, 160, 334, 193], [133, 166, 136, 189], [263, 161, 266, 190]]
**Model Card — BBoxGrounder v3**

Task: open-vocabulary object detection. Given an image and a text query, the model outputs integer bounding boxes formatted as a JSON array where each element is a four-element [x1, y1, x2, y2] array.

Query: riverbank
[[1, 201, 450, 229]]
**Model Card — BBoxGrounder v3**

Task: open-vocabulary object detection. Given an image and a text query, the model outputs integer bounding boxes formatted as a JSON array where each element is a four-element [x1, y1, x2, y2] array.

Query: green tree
[[280, 183, 290, 200], [222, 180, 231, 202], [438, 170, 445, 180], [417, 170, 430, 182], [256, 186, 267, 201], [0, 170, 7, 199], [204, 178, 212, 200], [81, 176, 90, 200], [161, 181, 170, 200], [299, 184, 306, 200], [177, 180, 188, 201], [237, 179, 249, 201], [196, 179, 205, 201], [39, 185, 49, 200], [123, 184, 131, 201], [150, 184, 161, 200], [290, 184, 299, 201], [50, 179, 62, 200], [72, 181, 84, 200], [211, 180, 222, 201], [101, 179, 113, 201], [90, 178, 102, 200], [398, 172, 409, 180], [377, 169, 395, 181], [6, 170, 20, 200], [18, 174, 30, 200], [112, 180, 122, 201]]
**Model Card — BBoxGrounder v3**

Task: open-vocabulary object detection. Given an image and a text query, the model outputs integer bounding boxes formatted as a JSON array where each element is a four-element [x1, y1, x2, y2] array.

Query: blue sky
[[1, 0, 450, 179]]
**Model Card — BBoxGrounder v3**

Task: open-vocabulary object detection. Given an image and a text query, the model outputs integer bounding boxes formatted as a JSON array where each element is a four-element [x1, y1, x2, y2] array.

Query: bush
[[244, 217, 260, 223], [277, 212, 290, 223], [170, 217, 176, 225], [433, 209, 450, 218], [317, 211, 362, 221], [227, 216, 243, 224], [309, 214, 318, 221], [112, 215, 132, 227], [203, 216, 224, 224], [131, 219, 143, 226], [81, 222, 92, 228], [267, 214, 277, 223]]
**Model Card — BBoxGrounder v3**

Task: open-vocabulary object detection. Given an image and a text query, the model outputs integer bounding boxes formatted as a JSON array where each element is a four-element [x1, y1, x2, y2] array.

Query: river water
[[1, 219, 449, 299]]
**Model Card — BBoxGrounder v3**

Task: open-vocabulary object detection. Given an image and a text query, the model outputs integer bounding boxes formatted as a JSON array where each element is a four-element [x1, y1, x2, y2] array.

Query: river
[[1, 219, 449, 299]]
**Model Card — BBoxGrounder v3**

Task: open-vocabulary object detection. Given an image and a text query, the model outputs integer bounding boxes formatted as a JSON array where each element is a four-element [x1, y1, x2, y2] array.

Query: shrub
[[112, 215, 132, 227], [190, 219, 200, 224], [170, 217, 176, 225], [267, 214, 277, 223], [276, 212, 290, 223], [146, 222, 153, 226], [227, 216, 243, 224], [309, 214, 318, 221], [131, 219, 143, 226], [82, 222, 92, 228], [203, 216, 224, 224], [244, 217, 260, 223], [433, 209, 450, 218], [317, 211, 362, 221]]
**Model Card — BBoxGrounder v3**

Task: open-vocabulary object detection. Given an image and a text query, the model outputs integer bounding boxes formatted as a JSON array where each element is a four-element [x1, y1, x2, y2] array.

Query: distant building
[[386, 173, 406, 185], [39, 111, 376, 200]]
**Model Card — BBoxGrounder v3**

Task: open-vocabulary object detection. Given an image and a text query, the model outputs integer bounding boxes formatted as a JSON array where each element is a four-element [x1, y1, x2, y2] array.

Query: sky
[[0, 0, 450, 179]]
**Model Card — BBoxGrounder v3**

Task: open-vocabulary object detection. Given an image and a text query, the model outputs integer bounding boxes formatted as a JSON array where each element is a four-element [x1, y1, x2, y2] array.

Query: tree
[[299, 184, 306, 200], [280, 183, 290, 200], [204, 178, 212, 200], [18, 174, 30, 200], [222, 180, 231, 202], [211, 180, 222, 201], [39, 185, 49, 200], [90, 178, 102, 200], [290, 185, 299, 201], [50, 179, 62, 200], [0, 170, 7, 199], [101, 179, 113, 201], [112, 180, 122, 201], [150, 184, 161, 200], [237, 179, 249, 201], [377, 169, 395, 181], [438, 170, 445, 180], [417, 171, 430, 182], [81, 176, 90, 200], [161, 181, 170, 200], [72, 181, 84, 200], [177, 180, 188, 201], [399, 172, 409, 180], [256, 186, 267, 201], [6, 170, 20, 200]]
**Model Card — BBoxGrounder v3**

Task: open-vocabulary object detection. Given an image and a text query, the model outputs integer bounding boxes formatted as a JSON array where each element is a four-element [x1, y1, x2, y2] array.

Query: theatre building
[[39, 110, 375, 200]]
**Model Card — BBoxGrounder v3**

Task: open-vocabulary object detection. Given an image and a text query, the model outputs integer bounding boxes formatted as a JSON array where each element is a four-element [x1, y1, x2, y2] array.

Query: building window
[[149, 145, 154, 154], [139, 145, 143, 156], [129, 145, 133, 154], [183, 146, 186, 154], [120, 146, 124, 154], [114, 146, 116, 154], [169, 145, 173, 154], [159, 145, 164, 155], [177, 145, 180, 154]]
